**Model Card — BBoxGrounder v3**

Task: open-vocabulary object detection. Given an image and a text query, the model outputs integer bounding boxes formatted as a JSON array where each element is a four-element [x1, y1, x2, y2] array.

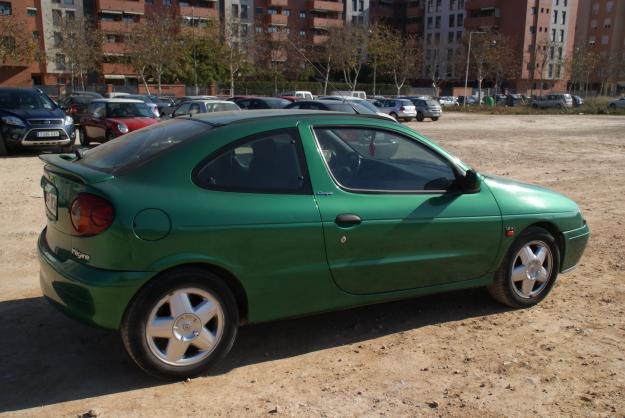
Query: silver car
[[373, 98, 416, 121], [531, 94, 573, 109], [608, 97, 625, 109], [408, 98, 442, 122]]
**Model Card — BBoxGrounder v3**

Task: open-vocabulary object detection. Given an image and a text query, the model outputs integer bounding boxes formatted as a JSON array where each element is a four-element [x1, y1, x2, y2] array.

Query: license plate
[[43, 182, 58, 220], [37, 131, 59, 137]]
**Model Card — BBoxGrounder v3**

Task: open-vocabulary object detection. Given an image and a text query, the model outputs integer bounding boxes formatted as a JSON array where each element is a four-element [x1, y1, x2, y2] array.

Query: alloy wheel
[[145, 288, 225, 367], [510, 240, 553, 299]]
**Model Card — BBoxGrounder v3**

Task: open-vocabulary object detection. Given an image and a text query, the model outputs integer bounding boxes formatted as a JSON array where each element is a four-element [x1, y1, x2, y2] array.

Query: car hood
[[108, 117, 158, 131], [0, 108, 64, 120], [482, 174, 580, 215]]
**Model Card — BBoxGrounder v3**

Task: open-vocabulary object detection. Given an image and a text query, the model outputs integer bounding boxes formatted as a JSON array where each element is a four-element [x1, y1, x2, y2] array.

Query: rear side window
[[76, 119, 208, 175], [194, 128, 310, 194]]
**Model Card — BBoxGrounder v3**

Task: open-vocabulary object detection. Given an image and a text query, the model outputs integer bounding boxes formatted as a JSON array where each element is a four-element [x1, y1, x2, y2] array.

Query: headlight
[[64, 115, 73, 125], [1, 116, 26, 127], [117, 123, 129, 134]]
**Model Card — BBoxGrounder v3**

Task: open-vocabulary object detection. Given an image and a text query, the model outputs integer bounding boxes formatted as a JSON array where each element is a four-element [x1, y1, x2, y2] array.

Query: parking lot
[[0, 112, 624, 416]]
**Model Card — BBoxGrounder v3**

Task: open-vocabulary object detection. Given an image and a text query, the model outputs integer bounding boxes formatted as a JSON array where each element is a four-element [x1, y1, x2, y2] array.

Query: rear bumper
[[560, 223, 590, 273], [38, 228, 151, 330]]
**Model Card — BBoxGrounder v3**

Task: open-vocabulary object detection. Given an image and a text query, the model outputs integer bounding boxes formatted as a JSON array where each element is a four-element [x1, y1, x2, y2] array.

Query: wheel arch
[[525, 221, 565, 265], [128, 262, 249, 325]]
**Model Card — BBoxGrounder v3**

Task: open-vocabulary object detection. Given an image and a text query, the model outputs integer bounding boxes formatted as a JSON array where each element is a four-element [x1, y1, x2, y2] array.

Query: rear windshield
[[425, 100, 440, 107], [327, 103, 357, 113], [399, 99, 413, 106], [75, 119, 209, 175], [266, 98, 291, 108]]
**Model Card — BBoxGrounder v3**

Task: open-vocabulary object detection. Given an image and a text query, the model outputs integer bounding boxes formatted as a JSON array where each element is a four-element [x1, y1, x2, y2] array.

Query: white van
[[331, 90, 367, 100], [280, 91, 313, 100]]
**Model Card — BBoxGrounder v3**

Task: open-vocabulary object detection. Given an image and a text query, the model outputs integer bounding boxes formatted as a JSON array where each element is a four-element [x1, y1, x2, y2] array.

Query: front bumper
[[561, 223, 590, 272], [38, 229, 151, 329], [3, 124, 76, 148]]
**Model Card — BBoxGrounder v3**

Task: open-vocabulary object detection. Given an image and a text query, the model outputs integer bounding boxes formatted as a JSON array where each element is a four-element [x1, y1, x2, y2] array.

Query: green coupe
[[38, 111, 589, 379]]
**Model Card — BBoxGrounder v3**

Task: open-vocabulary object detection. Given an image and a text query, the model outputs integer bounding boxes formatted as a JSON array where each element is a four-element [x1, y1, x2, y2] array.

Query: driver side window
[[313, 127, 457, 192], [174, 103, 191, 117]]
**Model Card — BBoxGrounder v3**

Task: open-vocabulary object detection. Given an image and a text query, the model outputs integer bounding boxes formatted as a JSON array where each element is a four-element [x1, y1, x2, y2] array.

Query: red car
[[78, 98, 158, 146]]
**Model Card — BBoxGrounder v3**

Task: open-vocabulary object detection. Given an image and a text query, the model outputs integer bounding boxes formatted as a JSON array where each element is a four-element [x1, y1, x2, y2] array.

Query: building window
[[52, 9, 62, 25], [601, 35, 609, 45], [529, 26, 536, 34], [553, 10, 557, 24], [267, 8, 277, 15], [282, 9, 290, 16], [456, 31, 462, 41], [457, 13, 463, 26], [0, 1, 12, 15], [299, 11, 306, 19], [590, 19, 597, 29], [163, 0, 171, 6], [55, 53, 65, 70], [435, 0, 441, 12], [448, 31, 454, 42], [550, 46, 554, 59], [65, 10, 75, 19], [63, 0, 74, 4], [561, 11, 566, 24], [241, 5, 248, 19], [563, 0, 567, 6], [551, 28, 556, 41], [256, 7, 263, 15], [53, 32, 62, 46], [426, 16, 432, 29], [560, 29, 564, 42], [548, 63, 553, 78], [604, 18, 611, 29], [588, 36, 595, 45], [450, 0, 456, 10], [556, 65, 561, 78], [352, 0, 357, 11], [27, 8, 37, 16], [449, 14, 454, 27], [145, 0, 153, 4], [435, 16, 440, 29], [299, 30, 305, 36], [32, 31, 39, 40], [606, 1, 613, 12], [558, 47, 563, 59], [530, 7, 536, 15]]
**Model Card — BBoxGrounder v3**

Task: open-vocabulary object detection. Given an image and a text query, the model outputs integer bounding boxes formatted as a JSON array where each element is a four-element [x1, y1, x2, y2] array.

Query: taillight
[[400, 106, 405, 111], [70, 193, 114, 236], [70, 105, 78, 114]]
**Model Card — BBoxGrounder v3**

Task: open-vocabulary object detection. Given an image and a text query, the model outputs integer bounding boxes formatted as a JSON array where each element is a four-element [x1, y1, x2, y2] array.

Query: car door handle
[[335, 213, 362, 227]]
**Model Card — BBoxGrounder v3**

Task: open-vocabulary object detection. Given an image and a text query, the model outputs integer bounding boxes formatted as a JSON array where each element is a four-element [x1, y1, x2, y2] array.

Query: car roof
[[187, 100, 236, 104], [92, 98, 144, 103], [181, 109, 388, 126]]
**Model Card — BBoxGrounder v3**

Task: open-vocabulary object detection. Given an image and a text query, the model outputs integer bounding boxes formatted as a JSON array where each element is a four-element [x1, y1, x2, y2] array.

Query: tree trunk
[[141, 70, 150, 95], [372, 62, 377, 97], [230, 64, 235, 97], [323, 61, 330, 95], [157, 72, 162, 96]]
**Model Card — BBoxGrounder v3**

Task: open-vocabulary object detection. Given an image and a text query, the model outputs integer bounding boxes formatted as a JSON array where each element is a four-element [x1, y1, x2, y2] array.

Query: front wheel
[[121, 268, 239, 380], [79, 127, 90, 146], [487, 227, 560, 308]]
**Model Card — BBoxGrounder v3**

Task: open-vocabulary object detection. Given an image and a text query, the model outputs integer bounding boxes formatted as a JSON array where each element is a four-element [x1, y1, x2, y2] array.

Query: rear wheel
[[121, 267, 239, 380], [416, 112, 424, 122], [431, 117, 439, 121], [488, 227, 560, 308], [79, 127, 90, 146], [609, 103, 616, 110]]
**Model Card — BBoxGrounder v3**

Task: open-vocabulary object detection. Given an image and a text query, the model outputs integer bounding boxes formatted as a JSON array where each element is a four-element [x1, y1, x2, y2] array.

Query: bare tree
[[0, 16, 39, 66], [129, 10, 183, 95], [336, 24, 368, 93], [253, 28, 289, 96], [382, 30, 422, 96], [595, 52, 625, 96], [425, 43, 445, 97], [483, 33, 516, 95], [567, 46, 598, 96], [367, 24, 391, 96], [312, 25, 344, 95], [54, 17, 101, 90]]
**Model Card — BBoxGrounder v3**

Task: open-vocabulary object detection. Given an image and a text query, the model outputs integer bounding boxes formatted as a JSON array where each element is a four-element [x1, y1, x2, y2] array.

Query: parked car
[[0, 87, 76, 155], [372, 98, 417, 121], [284, 100, 390, 121], [317, 96, 397, 121], [505, 94, 526, 107], [406, 98, 442, 122], [78, 98, 159, 146], [58, 91, 103, 121], [531, 94, 573, 109], [171, 100, 240, 117], [438, 96, 459, 107], [234, 97, 291, 110], [104, 92, 131, 98], [330, 90, 367, 100], [608, 97, 625, 109], [160, 96, 217, 118], [121, 95, 161, 118], [38, 110, 589, 379], [279, 91, 313, 100], [458, 96, 480, 105], [572, 95, 584, 107]]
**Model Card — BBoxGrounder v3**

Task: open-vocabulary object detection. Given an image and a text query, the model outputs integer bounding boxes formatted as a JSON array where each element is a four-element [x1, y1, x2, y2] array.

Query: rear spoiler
[[39, 154, 114, 184]]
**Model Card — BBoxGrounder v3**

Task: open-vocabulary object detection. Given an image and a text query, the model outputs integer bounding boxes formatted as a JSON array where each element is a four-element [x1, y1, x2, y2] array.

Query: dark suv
[[0, 88, 76, 155]]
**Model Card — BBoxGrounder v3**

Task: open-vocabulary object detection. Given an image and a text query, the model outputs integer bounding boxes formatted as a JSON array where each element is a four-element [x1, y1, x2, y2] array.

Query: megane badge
[[71, 248, 90, 261]]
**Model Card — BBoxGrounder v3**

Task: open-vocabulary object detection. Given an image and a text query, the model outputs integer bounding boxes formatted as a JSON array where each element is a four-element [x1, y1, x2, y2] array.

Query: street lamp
[[463, 31, 486, 108]]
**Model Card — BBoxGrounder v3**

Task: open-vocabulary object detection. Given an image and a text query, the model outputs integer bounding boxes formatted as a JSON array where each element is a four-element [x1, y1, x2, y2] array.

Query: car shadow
[[0, 289, 509, 412]]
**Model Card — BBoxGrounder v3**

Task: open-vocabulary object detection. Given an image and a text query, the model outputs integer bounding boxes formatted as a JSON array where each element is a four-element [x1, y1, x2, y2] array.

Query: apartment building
[[574, 0, 625, 94], [423, 0, 465, 81], [345, 0, 369, 24], [464, 0, 578, 93]]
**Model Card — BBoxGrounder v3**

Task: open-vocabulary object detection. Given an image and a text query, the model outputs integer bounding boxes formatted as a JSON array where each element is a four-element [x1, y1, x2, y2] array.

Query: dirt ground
[[1, 113, 624, 417]]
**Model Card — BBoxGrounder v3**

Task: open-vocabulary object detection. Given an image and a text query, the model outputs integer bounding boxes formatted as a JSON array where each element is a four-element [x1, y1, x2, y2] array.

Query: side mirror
[[461, 169, 481, 194]]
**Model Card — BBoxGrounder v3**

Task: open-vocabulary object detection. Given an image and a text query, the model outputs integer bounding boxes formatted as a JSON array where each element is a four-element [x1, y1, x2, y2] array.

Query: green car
[[38, 111, 589, 379]]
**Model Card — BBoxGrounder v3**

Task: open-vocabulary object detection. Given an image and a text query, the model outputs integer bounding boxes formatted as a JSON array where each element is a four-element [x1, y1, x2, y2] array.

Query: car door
[[173, 102, 192, 117], [299, 123, 502, 294], [86, 102, 107, 140], [192, 127, 330, 319]]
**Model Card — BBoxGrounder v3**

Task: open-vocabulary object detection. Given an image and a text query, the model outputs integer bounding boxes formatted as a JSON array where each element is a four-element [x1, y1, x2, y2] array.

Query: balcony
[[100, 20, 135, 32], [268, 0, 289, 6], [309, 0, 344, 13], [264, 14, 288, 25], [102, 62, 134, 76], [97, 0, 145, 14], [102, 42, 127, 54], [466, 0, 499, 9], [464, 15, 500, 29], [269, 31, 288, 41], [312, 34, 329, 44], [179, 5, 218, 19], [311, 17, 343, 28], [406, 6, 424, 18]]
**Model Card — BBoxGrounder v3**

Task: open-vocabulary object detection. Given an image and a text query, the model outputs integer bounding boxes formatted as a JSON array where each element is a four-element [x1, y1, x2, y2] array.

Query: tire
[[389, 112, 398, 120], [105, 130, 115, 143], [121, 267, 239, 380], [431, 117, 439, 122], [79, 127, 90, 146], [416, 112, 424, 122], [0, 137, 7, 156], [609, 104, 616, 110], [487, 226, 560, 308]]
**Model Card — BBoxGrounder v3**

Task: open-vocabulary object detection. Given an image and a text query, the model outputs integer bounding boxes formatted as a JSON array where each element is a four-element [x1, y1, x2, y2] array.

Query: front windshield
[[106, 102, 152, 118], [0, 89, 56, 110], [353, 100, 378, 113]]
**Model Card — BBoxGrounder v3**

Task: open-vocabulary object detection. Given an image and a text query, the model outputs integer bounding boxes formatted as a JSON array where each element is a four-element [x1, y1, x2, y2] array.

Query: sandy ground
[[0, 113, 624, 417]]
